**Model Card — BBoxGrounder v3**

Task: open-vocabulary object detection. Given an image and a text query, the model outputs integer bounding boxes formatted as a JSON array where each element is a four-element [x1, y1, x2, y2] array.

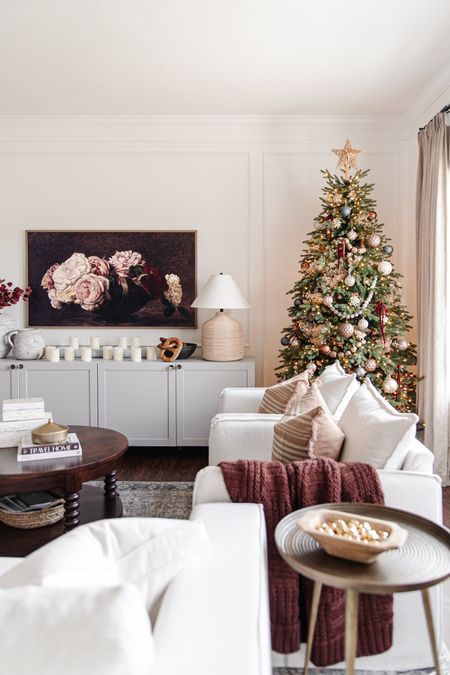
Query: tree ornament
[[356, 366, 366, 377], [294, 298, 301, 307], [337, 240, 346, 269], [338, 351, 345, 358], [376, 302, 389, 344], [397, 338, 409, 351], [323, 295, 333, 306], [382, 377, 398, 394], [358, 247, 367, 254], [358, 318, 369, 330], [367, 210, 377, 220], [383, 244, 393, 255], [340, 205, 352, 218], [332, 194, 342, 204], [378, 260, 393, 275], [301, 260, 310, 271], [366, 233, 381, 248], [338, 322, 354, 338], [364, 358, 377, 372], [320, 345, 331, 354], [332, 138, 362, 180], [280, 336, 290, 346], [344, 274, 356, 287], [347, 229, 358, 241], [350, 346, 357, 353], [306, 362, 317, 373], [329, 351, 337, 358]]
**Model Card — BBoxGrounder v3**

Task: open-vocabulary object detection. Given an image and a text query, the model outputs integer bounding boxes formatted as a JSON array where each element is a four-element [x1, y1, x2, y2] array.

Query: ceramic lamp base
[[201, 311, 244, 361]]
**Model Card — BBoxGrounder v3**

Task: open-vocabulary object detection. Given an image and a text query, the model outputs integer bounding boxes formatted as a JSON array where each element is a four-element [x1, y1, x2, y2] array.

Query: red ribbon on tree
[[337, 240, 346, 270], [376, 302, 389, 344], [396, 365, 401, 400]]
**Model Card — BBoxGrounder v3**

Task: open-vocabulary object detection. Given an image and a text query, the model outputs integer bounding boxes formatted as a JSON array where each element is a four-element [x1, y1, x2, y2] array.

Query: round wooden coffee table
[[276, 502, 450, 675], [0, 425, 128, 557]]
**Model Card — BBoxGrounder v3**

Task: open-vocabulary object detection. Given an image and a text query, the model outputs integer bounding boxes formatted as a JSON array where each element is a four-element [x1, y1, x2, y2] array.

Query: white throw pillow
[[0, 584, 153, 675], [316, 362, 360, 418], [0, 517, 210, 624], [339, 377, 418, 469]]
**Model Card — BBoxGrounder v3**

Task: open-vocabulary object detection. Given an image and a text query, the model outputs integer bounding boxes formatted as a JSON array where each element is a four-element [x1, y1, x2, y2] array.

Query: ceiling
[[0, 0, 449, 116]]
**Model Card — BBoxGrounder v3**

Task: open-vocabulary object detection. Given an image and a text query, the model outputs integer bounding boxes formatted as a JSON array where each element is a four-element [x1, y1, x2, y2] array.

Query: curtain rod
[[418, 104, 450, 132]]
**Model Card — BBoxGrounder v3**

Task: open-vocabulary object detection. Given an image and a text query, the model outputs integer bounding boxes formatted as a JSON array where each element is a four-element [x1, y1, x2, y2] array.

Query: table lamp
[[191, 273, 249, 361]]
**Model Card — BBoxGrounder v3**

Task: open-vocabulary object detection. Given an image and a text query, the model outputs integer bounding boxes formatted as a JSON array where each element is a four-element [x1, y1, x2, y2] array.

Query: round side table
[[275, 502, 450, 675]]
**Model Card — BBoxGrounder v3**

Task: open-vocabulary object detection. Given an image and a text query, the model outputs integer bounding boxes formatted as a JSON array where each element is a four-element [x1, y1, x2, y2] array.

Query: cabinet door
[[176, 360, 254, 446], [19, 361, 98, 426], [0, 362, 19, 400], [98, 362, 176, 446]]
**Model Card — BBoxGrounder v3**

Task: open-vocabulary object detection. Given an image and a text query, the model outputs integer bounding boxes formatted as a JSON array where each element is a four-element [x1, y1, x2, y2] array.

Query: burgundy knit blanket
[[220, 458, 393, 667]]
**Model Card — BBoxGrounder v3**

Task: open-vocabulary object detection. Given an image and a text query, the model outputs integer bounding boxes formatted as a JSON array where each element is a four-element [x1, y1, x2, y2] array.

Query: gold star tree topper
[[332, 138, 362, 179]]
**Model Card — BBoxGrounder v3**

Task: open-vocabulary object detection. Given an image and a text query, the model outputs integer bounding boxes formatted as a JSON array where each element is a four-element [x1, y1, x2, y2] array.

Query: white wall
[[0, 115, 413, 385]]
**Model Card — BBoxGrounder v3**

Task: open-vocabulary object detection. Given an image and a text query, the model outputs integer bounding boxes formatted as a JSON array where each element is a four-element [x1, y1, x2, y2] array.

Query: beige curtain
[[416, 112, 450, 485]]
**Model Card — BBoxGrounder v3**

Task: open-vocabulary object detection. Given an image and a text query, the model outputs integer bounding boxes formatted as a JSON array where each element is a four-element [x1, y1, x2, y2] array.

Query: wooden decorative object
[[297, 508, 408, 564], [201, 311, 244, 361], [158, 337, 183, 361]]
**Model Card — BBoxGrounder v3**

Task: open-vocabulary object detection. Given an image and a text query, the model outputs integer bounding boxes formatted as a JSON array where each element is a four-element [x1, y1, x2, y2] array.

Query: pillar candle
[[103, 345, 113, 360], [113, 346, 124, 361], [69, 337, 79, 349], [118, 337, 128, 349], [46, 346, 60, 362], [131, 336, 141, 348], [131, 347, 141, 362], [90, 336, 100, 350], [80, 346, 92, 362], [146, 346, 158, 360], [64, 346, 75, 361]]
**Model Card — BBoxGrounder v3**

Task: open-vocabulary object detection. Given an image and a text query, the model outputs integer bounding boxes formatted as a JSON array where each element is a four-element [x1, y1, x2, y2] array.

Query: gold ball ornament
[[367, 210, 377, 220], [319, 345, 331, 354], [366, 233, 381, 248], [338, 322, 354, 338], [347, 229, 358, 241], [338, 351, 345, 358], [329, 351, 337, 358], [364, 358, 377, 372]]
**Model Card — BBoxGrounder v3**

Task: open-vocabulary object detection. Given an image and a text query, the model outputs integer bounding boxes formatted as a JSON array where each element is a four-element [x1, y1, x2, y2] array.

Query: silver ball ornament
[[383, 245, 393, 255], [306, 362, 317, 373], [356, 366, 366, 377], [347, 229, 358, 241], [397, 338, 409, 351], [382, 377, 398, 394], [340, 205, 352, 218], [358, 318, 369, 330]]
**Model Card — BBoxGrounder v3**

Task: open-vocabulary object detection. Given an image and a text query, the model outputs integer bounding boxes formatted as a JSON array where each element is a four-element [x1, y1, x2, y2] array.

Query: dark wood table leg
[[104, 470, 118, 499], [64, 492, 80, 531]]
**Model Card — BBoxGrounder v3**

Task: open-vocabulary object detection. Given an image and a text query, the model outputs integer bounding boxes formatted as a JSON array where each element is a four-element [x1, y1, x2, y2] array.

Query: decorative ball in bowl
[[177, 342, 197, 359], [297, 508, 408, 564]]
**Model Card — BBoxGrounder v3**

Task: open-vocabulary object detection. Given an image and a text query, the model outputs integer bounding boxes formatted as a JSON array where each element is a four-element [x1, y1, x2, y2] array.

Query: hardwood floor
[[117, 448, 450, 528]]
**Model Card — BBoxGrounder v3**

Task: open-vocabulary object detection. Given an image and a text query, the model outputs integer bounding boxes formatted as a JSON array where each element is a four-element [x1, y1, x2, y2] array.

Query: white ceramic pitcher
[[6, 328, 45, 360]]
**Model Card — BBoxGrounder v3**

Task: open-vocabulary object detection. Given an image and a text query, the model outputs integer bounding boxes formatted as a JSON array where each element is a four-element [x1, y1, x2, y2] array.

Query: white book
[[2, 397, 45, 411], [17, 433, 82, 462], [17, 448, 82, 462], [0, 416, 51, 433], [3, 409, 50, 422]]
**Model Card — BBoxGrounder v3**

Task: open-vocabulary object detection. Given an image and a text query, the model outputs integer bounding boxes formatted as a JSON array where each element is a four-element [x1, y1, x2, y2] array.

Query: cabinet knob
[[18, 364, 24, 369], [10, 364, 16, 370], [176, 364, 182, 369], [168, 364, 175, 370]]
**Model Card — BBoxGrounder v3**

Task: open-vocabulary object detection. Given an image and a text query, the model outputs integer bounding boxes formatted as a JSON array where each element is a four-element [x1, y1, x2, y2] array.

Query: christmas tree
[[277, 139, 417, 412]]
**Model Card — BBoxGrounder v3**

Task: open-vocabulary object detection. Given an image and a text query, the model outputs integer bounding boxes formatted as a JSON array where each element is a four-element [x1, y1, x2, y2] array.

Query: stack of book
[[0, 398, 51, 448], [0, 491, 64, 513], [17, 432, 82, 462]]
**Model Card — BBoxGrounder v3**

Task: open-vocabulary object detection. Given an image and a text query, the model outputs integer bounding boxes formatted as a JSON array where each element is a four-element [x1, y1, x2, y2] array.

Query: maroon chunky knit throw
[[220, 458, 393, 667]]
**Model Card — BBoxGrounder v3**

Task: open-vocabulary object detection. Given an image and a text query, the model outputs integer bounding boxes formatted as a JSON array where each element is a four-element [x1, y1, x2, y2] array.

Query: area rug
[[111, 480, 450, 675]]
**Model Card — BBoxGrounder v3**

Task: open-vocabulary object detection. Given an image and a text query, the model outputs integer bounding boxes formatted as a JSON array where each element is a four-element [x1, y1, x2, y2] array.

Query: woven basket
[[0, 499, 64, 529]]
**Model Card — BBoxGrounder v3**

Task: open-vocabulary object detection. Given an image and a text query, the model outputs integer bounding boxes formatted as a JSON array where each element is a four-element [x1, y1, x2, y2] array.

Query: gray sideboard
[[0, 357, 255, 447]]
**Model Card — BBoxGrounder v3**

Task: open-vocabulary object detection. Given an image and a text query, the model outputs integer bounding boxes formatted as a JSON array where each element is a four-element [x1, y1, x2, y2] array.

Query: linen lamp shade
[[192, 274, 249, 361]]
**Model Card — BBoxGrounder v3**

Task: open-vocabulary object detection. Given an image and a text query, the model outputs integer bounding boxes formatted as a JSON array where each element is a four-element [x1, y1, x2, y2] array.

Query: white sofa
[[0, 506, 273, 675], [205, 385, 444, 670]]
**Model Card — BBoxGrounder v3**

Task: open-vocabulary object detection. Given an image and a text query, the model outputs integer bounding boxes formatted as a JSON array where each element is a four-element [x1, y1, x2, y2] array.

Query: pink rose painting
[[27, 231, 196, 327]]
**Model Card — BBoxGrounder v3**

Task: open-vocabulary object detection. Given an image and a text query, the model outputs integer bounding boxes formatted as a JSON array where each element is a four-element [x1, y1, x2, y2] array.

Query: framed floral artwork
[[26, 230, 197, 327]]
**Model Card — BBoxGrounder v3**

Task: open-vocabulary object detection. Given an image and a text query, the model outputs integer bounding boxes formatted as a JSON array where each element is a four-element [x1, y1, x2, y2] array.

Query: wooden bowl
[[297, 508, 408, 564]]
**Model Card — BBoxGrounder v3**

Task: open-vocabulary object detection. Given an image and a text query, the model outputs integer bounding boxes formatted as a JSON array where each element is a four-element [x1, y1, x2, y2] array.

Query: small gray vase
[[0, 313, 15, 358]]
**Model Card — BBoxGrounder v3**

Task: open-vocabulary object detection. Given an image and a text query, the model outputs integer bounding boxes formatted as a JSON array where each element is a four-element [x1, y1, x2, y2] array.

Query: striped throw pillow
[[258, 371, 310, 414], [272, 383, 345, 464]]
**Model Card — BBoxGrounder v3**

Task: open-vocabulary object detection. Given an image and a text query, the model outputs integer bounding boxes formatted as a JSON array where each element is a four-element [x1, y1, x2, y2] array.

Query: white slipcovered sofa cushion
[[0, 584, 154, 675]]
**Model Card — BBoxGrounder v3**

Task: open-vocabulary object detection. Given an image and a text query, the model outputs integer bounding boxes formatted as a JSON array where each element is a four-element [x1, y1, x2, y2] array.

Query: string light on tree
[[276, 140, 417, 412]]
